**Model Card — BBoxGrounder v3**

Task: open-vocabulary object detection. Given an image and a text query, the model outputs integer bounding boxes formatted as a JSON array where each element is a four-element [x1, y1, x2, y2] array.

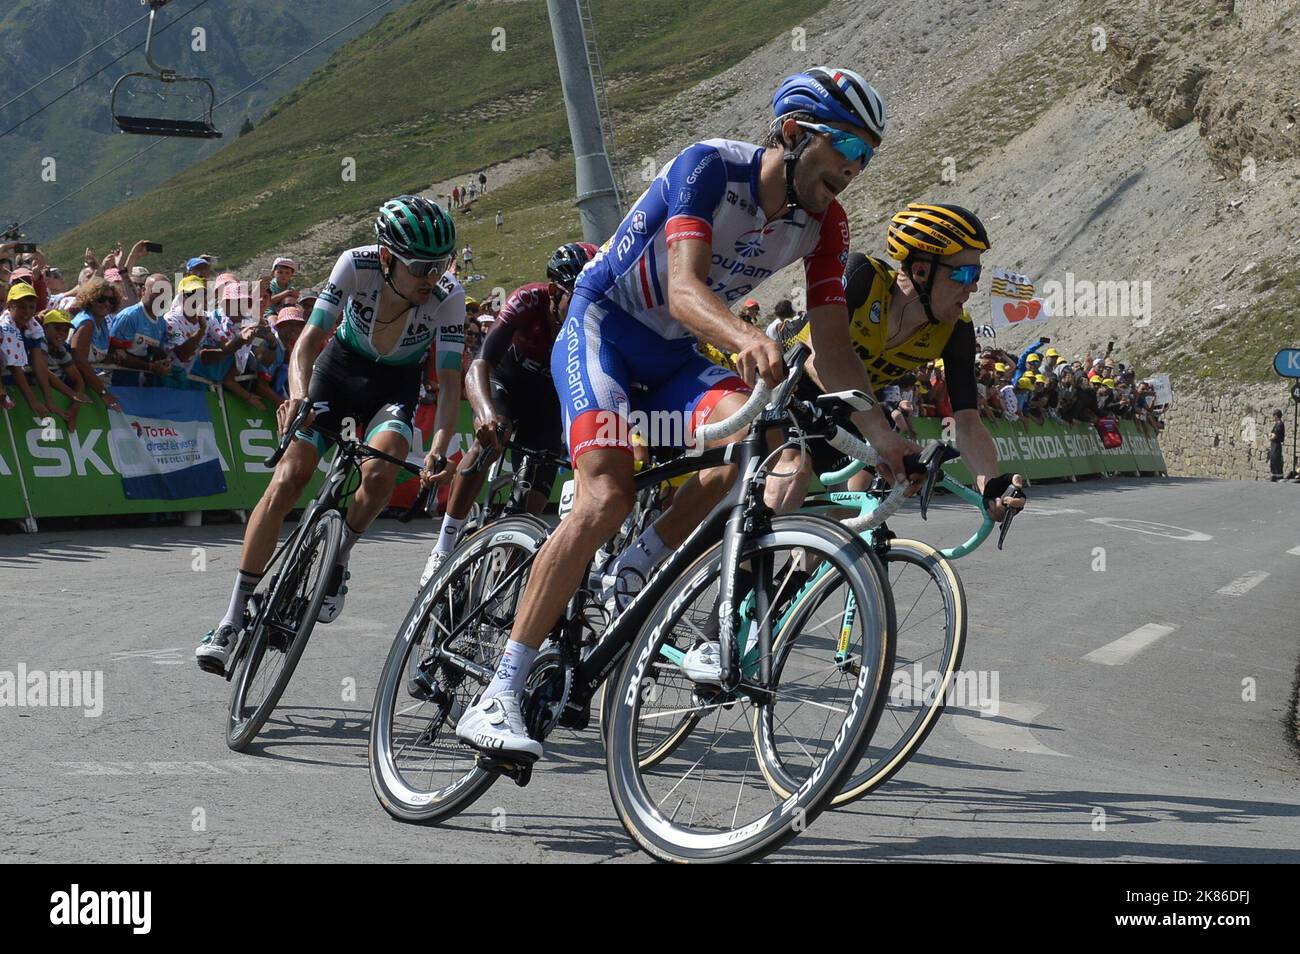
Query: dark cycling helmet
[[887, 203, 990, 262], [546, 241, 598, 291], [772, 66, 885, 140], [374, 195, 456, 260]]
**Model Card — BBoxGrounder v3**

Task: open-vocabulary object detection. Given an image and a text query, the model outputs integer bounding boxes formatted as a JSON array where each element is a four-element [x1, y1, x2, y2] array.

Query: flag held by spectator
[[990, 268, 1052, 329], [106, 387, 226, 500]]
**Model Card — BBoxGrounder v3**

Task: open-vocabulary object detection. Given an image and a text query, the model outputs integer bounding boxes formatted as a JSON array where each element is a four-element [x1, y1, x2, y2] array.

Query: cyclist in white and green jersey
[[196, 195, 464, 674]]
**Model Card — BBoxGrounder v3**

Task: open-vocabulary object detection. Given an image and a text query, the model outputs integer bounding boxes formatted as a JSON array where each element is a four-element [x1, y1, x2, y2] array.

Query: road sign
[[1291, 383, 1300, 404], [1273, 348, 1300, 378]]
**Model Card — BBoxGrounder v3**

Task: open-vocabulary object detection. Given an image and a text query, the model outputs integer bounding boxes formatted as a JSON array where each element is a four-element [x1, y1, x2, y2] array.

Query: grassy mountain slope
[[44, 0, 833, 290]]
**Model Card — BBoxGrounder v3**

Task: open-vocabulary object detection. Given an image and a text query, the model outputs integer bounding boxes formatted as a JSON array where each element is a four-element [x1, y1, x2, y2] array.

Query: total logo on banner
[[105, 387, 226, 500]]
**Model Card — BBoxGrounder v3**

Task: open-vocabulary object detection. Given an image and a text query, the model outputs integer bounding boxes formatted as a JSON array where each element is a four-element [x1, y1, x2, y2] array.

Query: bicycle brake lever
[[398, 481, 434, 523], [904, 442, 959, 520], [996, 487, 1025, 550]]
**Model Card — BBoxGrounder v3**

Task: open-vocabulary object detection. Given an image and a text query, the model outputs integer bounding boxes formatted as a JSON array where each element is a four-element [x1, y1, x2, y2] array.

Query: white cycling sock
[[337, 519, 363, 564], [610, 525, 668, 581], [435, 514, 466, 554], [481, 640, 538, 702], [220, 570, 263, 630]]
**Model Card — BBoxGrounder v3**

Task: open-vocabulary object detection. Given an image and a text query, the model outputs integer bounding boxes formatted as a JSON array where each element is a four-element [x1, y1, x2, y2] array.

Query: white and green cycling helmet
[[375, 195, 456, 268]]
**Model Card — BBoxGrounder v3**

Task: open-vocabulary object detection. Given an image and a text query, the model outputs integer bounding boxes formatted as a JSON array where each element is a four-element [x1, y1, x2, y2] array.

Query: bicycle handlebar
[[694, 379, 772, 444], [263, 400, 422, 477]]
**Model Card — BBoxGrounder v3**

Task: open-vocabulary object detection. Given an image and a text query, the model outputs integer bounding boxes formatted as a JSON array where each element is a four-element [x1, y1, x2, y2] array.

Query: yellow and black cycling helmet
[[886, 203, 990, 262]]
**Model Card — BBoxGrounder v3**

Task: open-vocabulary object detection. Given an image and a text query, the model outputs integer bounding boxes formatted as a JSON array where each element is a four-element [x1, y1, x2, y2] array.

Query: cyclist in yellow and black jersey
[[796, 203, 1025, 516]]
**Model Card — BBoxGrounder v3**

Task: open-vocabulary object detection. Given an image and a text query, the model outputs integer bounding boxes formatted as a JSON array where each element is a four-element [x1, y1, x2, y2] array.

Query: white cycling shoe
[[195, 624, 240, 676], [680, 641, 723, 684], [317, 564, 350, 623], [455, 691, 543, 761], [419, 548, 448, 588]]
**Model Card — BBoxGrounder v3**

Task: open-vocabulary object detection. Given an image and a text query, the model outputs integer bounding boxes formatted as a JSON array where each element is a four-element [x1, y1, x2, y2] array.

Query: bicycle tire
[[226, 509, 343, 751], [772, 537, 966, 805], [369, 516, 548, 823], [605, 514, 894, 863]]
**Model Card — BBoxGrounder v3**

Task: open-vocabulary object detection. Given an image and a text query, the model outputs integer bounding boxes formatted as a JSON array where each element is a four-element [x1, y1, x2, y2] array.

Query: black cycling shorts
[[489, 364, 564, 498], [296, 338, 421, 455]]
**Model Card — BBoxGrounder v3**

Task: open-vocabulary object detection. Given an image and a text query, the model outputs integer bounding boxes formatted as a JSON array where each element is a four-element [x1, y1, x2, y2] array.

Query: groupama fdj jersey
[[577, 138, 849, 340]]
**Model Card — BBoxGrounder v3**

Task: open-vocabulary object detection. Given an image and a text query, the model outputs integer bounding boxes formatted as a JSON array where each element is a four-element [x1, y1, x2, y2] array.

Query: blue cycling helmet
[[772, 66, 885, 140]]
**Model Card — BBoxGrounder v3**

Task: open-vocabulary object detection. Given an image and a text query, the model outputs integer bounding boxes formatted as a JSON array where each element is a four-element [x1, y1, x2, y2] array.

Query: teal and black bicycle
[[633, 438, 1021, 808]]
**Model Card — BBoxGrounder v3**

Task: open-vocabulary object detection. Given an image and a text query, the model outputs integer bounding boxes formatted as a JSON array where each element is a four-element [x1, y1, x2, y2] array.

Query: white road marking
[[1029, 507, 1087, 516], [1083, 623, 1177, 666], [949, 701, 1070, 758], [1087, 518, 1212, 541], [1217, 571, 1270, 597], [1287, 545, 1300, 556]]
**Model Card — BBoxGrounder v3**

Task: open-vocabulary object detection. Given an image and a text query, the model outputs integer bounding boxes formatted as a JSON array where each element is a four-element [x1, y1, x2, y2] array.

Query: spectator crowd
[[714, 297, 1169, 442], [0, 237, 507, 422]]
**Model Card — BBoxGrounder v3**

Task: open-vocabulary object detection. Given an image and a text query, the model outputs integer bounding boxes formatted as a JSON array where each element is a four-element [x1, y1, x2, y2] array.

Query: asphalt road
[[3, 477, 1298, 863]]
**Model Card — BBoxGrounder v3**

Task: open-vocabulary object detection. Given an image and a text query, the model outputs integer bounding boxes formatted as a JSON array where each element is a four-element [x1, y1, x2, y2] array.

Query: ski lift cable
[[0, 11, 152, 113], [15, 0, 393, 231], [0, 0, 213, 143]]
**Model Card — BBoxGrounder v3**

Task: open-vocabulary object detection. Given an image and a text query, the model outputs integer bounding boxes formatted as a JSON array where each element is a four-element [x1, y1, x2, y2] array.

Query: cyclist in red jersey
[[419, 242, 596, 585]]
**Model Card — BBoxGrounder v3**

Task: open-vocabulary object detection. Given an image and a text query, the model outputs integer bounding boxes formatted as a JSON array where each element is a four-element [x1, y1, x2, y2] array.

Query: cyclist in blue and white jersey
[[196, 196, 464, 674], [455, 67, 902, 760]]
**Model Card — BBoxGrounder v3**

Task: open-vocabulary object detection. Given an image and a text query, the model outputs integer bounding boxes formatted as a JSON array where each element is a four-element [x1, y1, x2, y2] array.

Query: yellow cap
[[1026, 353, 1042, 363], [1102, 378, 1116, 387], [178, 275, 207, 293], [1035, 374, 1046, 384], [41, 308, 72, 325], [6, 283, 36, 302], [994, 363, 1007, 372], [1045, 348, 1060, 357], [1017, 375, 1035, 390]]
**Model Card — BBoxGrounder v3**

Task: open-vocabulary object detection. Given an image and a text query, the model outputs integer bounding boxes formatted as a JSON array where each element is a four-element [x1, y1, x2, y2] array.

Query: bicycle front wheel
[[369, 516, 546, 823], [605, 514, 894, 863], [226, 509, 343, 751], [775, 537, 966, 806]]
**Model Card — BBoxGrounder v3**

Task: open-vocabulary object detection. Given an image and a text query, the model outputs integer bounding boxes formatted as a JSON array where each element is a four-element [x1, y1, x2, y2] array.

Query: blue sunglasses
[[795, 121, 875, 165], [936, 262, 982, 285]]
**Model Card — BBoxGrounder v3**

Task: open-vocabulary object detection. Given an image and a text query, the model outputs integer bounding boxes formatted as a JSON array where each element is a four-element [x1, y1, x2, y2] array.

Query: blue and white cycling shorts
[[551, 292, 748, 463]]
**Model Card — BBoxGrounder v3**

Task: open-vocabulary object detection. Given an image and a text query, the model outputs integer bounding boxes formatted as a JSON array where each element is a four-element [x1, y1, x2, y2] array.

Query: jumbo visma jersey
[[792, 252, 977, 399], [309, 245, 465, 368]]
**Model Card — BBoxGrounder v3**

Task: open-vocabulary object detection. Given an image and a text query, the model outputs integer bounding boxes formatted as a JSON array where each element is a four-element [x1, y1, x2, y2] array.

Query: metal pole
[[546, 0, 623, 243]]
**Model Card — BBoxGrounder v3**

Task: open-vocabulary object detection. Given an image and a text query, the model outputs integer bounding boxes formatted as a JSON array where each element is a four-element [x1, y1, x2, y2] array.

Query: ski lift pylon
[[110, 0, 221, 139]]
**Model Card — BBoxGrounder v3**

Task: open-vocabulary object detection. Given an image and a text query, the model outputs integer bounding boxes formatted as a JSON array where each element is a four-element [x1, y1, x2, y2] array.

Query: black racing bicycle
[[224, 403, 422, 751], [368, 345, 900, 863]]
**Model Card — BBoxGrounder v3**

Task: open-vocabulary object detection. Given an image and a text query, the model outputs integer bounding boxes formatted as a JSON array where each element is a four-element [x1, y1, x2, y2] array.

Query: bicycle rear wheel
[[773, 537, 965, 805], [226, 510, 343, 751], [369, 516, 546, 823], [605, 515, 894, 863]]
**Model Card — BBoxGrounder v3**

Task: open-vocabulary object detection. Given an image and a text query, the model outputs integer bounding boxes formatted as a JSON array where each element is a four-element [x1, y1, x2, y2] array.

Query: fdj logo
[[734, 225, 776, 259], [631, 210, 647, 234]]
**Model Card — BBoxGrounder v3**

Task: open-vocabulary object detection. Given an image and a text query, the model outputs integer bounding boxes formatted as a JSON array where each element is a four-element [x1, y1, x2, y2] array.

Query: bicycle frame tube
[[572, 430, 770, 704]]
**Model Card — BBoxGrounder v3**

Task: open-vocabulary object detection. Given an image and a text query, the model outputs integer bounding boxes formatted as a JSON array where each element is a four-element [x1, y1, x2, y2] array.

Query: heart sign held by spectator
[[990, 268, 1052, 330]]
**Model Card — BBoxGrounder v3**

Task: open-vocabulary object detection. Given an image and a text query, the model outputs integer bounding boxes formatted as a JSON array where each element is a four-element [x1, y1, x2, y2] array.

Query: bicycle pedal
[[477, 754, 536, 786]]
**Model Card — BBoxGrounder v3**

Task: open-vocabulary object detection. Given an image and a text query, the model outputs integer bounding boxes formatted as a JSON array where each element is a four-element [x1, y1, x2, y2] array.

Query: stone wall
[[1159, 384, 1298, 478]]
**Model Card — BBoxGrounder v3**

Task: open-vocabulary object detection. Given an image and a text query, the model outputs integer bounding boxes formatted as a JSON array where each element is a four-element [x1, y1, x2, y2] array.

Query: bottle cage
[[110, 1, 221, 139]]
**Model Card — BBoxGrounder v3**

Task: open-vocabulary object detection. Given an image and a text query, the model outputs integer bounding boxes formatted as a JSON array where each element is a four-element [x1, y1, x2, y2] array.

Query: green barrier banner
[[1, 387, 1167, 523], [1, 390, 248, 518]]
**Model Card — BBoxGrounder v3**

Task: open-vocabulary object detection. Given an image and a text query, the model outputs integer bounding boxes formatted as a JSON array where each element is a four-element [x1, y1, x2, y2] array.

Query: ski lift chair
[[110, 0, 221, 139]]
